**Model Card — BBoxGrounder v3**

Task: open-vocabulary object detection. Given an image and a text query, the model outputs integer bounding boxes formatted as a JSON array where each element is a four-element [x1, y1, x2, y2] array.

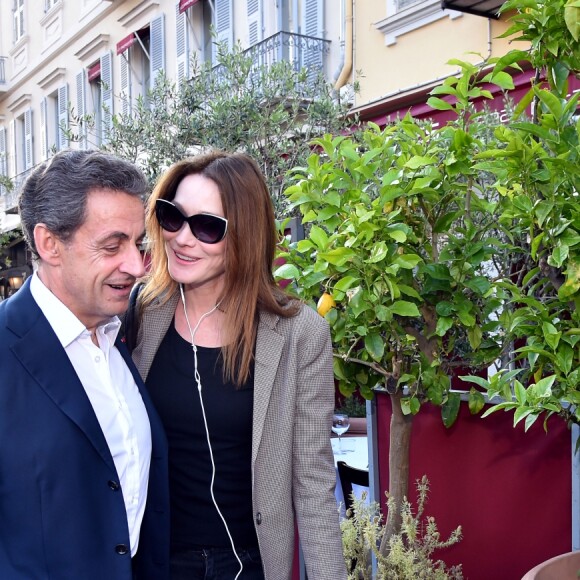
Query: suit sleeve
[[291, 308, 348, 580]]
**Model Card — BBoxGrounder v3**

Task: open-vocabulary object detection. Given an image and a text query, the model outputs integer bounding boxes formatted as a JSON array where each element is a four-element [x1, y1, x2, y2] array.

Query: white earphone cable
[[179, 284, 243, 580]]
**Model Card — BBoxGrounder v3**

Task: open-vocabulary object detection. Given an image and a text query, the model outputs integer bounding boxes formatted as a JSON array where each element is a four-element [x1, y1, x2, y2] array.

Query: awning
[[357, 69, 580, 129], [87, 62, 101, 81], [116, 33, 136, 55], [179, 0, 200, 13], [440, 0, 504, 19]]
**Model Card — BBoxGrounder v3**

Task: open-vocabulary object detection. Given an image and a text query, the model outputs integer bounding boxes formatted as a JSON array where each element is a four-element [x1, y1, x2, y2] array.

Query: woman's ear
[[33, 223, 63, 265]]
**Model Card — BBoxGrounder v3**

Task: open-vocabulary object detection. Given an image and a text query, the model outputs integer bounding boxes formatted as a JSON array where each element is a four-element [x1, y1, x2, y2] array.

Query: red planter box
[[376, 393, 571, 579]]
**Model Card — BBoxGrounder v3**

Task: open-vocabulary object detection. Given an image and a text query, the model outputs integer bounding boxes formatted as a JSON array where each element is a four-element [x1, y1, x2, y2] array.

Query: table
[[331, 436, 369, 517]]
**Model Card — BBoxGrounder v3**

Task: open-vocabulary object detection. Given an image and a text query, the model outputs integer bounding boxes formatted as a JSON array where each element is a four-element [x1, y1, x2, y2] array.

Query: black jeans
[[170, 545, 264, 580]]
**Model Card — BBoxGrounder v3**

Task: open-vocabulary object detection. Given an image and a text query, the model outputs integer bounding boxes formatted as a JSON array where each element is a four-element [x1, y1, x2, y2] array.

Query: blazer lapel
[[8, 284, 116, 474], [252, 311, 285, 465]]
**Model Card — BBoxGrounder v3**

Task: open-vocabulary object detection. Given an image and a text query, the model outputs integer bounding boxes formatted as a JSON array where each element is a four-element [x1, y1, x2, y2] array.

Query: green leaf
[[309, 225, 329, 249], [556, 344, 574, 375], [468, 389, 486, 414], [398, 284, 422, 299], [365, 333, 385, 362], [547, 245, 569, 268], [273, 263, 300, 280], [435, 316, 453, 336], [433, 212, 460, 233], [532, 375, 556, 398], [386, 228, 408, 243], [442, 392, 461, 428], [334, 275, 360, 292], [490, 71, 515, 90], [436, 301, 455, 316], [394, 254, 422, 269], [404, 155, 437, 169], [460, 375, 490, 389], [426, 97, 454, 111], [464, 277, 491, 295], [468, 325, 483, 349], [390, 300, 421, 317], [368, 242, 388, 264], [565, 1, 580, 41]]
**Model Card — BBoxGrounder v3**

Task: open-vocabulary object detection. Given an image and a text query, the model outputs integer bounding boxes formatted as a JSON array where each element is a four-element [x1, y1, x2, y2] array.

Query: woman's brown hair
[[141, 150, 299, 386]]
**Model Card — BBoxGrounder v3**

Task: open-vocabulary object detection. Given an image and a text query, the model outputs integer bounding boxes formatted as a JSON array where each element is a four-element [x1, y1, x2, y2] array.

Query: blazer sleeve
[[290, 308, 348, 579]]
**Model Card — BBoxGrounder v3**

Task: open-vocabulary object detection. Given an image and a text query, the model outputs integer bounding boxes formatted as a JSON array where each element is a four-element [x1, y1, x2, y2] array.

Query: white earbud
[[179, 284, 243, 579]]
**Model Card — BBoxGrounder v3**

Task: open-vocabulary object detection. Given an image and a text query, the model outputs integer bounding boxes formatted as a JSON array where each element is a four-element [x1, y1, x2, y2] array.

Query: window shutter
[[100, 51, 113, 144], [57, 84, 69, 150], [8, 120, 15, 176], [24, 108, 33, 170], [176, 2, 189, 88], [120, 53, 130, 116], [247, 0, 263, 46], [76, 71, 87, 149], [150, 14, 166, 87], [301, 0, 324, 78], [0, 127, 7, 196], [214, 0, 233, 60], [39, 97, 48, 160]]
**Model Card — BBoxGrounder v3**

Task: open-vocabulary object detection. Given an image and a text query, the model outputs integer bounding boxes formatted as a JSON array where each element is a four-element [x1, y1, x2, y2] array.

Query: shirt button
[[95, 355, 100, 363], [255, 512, 262, 525], [108, 480, 120, 491], [115, 544, 129, 555]]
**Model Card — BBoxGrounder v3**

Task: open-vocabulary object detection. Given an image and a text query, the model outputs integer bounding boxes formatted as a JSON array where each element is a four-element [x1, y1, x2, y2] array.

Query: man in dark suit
[[0, 150, 169, 580]]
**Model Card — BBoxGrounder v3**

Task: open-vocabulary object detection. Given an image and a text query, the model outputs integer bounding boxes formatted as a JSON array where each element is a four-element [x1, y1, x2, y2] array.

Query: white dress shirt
[[30, 273, 152, 557]]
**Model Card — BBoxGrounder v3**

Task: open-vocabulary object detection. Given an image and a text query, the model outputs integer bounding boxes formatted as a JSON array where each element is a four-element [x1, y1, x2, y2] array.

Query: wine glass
[[332, 413, 351, 455]]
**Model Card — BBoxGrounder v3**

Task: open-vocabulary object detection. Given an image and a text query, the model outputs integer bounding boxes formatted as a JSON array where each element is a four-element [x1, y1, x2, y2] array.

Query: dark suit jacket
[[0, 278, 169, 580]]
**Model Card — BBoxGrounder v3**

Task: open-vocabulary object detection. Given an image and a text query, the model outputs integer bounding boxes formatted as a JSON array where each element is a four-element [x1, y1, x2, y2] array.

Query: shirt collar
[[30, 272, 121, 349]]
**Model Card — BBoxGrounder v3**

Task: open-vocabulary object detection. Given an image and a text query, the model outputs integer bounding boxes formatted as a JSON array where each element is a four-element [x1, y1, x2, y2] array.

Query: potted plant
[[275, 66, 507, 552]]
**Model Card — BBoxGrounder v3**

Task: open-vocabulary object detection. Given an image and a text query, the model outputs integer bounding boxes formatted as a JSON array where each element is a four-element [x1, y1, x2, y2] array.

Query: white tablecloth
[[331, 436, 369, 517]]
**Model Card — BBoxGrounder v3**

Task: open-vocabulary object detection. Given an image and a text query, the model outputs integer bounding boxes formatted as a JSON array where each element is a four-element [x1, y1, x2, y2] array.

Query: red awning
[[179, 0, 200, 13], [87, 62, 101, 81], [116, 33, 136, 55]]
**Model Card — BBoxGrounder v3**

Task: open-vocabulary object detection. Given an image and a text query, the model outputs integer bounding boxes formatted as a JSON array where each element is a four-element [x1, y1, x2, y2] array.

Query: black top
[[146, 322, 257, 552]]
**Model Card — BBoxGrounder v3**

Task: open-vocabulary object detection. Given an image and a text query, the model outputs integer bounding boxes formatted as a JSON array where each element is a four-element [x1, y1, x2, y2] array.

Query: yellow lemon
[[317, 292, 336, 316]]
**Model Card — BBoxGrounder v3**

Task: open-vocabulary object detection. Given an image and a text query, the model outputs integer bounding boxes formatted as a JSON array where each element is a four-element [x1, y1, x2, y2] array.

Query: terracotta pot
[[521, 551, 580, 579]]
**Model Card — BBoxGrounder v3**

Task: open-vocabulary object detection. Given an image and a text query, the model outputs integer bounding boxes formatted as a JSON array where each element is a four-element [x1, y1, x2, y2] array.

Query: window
[[301, 0, 324, 77], [13, 0, 25, 43], [75, 71, 88, 150], [86, 53, 113, 146], [13, 108, 33, 176], [39, 93, 57, 160], [0, 127, 7, 197], [44, 0, 59, 12], [214, 0, 233, 61], [247, 0, 263, 47], [117, 15, 165, 115], [375, 0, 461, 46]]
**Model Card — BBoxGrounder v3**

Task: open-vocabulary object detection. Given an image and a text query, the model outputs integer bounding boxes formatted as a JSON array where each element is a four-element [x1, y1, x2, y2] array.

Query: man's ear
[[34, 224, 63, 265]]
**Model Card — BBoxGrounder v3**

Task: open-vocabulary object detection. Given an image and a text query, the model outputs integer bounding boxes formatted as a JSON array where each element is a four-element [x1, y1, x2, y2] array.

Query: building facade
[[0, 0, 347, 293], [350, 1, 514, 125]]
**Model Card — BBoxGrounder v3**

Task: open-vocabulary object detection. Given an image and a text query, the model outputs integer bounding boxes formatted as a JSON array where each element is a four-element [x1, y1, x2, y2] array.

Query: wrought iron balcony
[[2, 167, 33, 214], [210, 31, 331, 92]]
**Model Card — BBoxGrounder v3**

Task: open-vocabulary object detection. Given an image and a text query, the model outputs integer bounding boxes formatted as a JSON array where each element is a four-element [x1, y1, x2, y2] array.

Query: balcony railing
[[210, 31, 331, 92], [3, 167, 33, 214]]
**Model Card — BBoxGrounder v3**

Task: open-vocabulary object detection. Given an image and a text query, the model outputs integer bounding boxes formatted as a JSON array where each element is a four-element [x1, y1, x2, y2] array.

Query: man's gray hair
[[18, 149, 148, 259]]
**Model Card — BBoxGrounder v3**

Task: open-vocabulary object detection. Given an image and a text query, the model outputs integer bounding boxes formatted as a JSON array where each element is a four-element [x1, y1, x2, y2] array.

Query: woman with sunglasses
[[129, 151, 347, 580]]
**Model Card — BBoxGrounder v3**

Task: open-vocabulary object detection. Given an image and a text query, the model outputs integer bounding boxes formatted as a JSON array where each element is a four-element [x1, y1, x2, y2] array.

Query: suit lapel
[[8, 283, 117, 473], [252, 311, 284, 465]]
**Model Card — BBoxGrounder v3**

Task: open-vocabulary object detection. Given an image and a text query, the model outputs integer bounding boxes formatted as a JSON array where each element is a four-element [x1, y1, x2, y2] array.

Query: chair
[[336, 460, 369, 516]]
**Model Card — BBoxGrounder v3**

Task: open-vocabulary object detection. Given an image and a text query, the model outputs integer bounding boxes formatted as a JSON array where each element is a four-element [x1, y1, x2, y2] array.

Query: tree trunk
[[378, 390, 413, 556]]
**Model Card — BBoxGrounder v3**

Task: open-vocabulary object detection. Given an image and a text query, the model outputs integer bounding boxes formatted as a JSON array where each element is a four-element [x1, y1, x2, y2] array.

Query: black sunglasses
[[155, 199, 228, 244]]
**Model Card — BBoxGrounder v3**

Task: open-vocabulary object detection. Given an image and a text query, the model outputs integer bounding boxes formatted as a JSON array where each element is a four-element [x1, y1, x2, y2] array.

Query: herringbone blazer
[[131, 290, 347, 580]]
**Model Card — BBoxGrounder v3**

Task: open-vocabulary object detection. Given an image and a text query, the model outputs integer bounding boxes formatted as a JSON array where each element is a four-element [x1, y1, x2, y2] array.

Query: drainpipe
[[334, 0, 353, 90]]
